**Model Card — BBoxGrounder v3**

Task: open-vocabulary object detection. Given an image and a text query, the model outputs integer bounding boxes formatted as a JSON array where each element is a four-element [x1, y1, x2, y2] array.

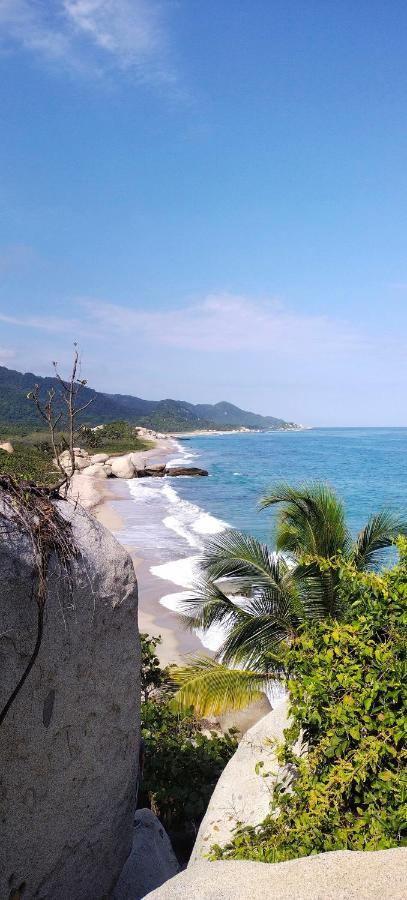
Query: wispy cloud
[[0, 312, 79, 333], [0, 0, 178, 87], [82, 293, 366, 357]]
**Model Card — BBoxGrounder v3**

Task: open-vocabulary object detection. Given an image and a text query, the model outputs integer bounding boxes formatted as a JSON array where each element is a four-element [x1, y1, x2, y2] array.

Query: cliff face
[[0, 499, 140, 900]]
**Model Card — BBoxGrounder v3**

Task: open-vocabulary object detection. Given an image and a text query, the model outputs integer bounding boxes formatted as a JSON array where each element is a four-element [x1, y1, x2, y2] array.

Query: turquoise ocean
[[116, 429, 407, 650]]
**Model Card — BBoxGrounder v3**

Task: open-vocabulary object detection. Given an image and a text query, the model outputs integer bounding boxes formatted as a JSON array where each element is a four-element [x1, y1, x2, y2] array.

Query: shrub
[[139, 635, 238, 860], [211, 548, 407, 862]]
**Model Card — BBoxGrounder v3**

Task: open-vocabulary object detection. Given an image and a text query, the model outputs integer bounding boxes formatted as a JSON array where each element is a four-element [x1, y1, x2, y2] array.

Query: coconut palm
[[172, 483, 407, 715]]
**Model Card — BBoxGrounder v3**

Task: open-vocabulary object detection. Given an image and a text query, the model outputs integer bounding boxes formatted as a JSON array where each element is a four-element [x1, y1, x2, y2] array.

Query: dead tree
[[27, 345, 93, 495]]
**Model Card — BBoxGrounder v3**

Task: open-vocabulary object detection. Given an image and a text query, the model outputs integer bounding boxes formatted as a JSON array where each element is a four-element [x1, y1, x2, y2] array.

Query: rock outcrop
[[191, 698, 296, 862], [113, 809, 180, 900], [145, 850, 407, 899], [0, 498, 140, 900], [164, 467, 208, 477], [110, 454, 137, 479], [57, 447, 208, 479], [0, 440, 14, 453]]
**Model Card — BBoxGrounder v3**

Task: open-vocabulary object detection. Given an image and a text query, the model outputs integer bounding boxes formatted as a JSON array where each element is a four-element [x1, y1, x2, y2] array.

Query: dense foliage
[[78, 421, 152, 454], [0, 441, 60, 487], [139, 634, 237, 859], [210, 550, 407, 862]]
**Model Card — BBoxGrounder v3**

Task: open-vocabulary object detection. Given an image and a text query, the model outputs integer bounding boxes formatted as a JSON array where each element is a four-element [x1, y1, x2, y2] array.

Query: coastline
[[69, 436, 206, 666]]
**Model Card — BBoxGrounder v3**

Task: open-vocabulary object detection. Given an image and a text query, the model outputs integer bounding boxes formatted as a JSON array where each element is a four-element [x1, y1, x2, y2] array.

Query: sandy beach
[[69, 437, 206, 666]]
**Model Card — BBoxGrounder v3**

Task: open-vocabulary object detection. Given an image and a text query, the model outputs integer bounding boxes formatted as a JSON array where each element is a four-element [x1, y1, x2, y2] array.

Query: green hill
[[0, 365, 297, 433]]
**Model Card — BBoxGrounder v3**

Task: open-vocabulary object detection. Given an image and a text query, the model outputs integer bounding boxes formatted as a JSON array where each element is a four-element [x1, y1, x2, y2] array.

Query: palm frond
[[260, 481, 350, 560], [172, 656, 271, 716], [352, 512, 407, 570], [200, 529, 283, 585]]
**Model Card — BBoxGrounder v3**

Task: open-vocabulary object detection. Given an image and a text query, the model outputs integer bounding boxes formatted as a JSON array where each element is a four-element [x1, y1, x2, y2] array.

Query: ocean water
[[114, 428, 407, 650]]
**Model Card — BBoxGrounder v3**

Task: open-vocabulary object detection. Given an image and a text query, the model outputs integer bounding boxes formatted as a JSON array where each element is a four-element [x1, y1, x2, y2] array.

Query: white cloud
[[0, 312, 79, 333], [0, 0, 177, 86], [82, 293, 366, 357]]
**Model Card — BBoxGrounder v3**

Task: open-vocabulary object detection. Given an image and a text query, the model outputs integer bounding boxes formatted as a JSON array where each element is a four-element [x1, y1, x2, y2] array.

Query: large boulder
[[113, 809, 179, 900], [83, 462, 112, 478], [0, 440, 14, 453], [191, 698, 296, 862], [58, 448, 91, 472], [145, 850, 407, 899], [90, 453, 110, 464], [109, 454, 136, 479], [0, 498, 140, 900]]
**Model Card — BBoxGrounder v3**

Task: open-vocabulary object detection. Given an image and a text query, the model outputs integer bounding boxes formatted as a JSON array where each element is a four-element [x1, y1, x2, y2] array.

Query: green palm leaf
[[260, 482, 351, 560], [172, 657, 272, 716], [352, 511, 407, 570]]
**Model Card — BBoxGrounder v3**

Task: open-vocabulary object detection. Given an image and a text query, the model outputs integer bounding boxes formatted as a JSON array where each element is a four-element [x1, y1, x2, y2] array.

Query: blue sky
[[0, 1, 406, 425]]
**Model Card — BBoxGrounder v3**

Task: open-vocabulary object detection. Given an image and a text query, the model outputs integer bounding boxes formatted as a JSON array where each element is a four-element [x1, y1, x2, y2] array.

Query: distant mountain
[[0, 365, 297, 432]]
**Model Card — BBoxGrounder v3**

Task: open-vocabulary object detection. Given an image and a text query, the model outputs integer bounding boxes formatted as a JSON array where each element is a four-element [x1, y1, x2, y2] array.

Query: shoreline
[[69, 436, 206, 666]]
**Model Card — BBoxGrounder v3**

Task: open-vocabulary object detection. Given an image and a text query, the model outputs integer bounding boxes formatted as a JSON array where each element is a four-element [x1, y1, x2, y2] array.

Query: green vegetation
[[138, 634, 237, 861], [0, 441, 60, 487], [79, 421, 152, 455], [0, 422, 152, 486], [173, 483, 407, 716], [210, 551, 407, 860]]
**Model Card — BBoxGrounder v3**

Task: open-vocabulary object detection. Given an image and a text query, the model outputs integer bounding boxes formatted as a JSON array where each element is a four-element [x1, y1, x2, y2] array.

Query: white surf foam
[[151, 553, 201, 588]]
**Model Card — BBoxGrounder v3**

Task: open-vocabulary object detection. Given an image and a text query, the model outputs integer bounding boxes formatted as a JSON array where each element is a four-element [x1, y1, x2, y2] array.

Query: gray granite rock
[[113, 809, 180, 900], [110, 454, 136, 478], [145, 850, 407, 899], [0, 498, 140, 900], [191, 698, 297, 862]]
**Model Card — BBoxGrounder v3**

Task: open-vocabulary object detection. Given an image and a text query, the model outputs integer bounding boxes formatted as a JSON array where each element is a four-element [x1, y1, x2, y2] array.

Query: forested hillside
[[0, 365, 296, 432]]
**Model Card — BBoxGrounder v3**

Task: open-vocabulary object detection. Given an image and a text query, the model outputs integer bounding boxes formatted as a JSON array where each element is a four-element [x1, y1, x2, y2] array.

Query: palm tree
[[173, 483, 407, 715]]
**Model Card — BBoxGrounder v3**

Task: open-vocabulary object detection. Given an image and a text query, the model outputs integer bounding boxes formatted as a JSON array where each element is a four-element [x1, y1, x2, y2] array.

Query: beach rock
[[90, 452, 110, 464], [0, 440, 14, 453], [109, 454, 136, 478], [113, 809, 179, 900], [165, 467, 208, 477], [191, 698, 298, 862], [83, 462, 111, 478], [145, 849, 407, 900], [135, 466, 167, 478], [58, 448, 91, 472], [0, 498, 140, 900]]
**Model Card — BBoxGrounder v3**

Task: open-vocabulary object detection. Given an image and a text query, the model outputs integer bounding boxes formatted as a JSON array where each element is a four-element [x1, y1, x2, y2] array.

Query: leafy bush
[[139, 634, 238, 860], [0, 442, 59, 487], [79, 421, 152, 455], [211, 549, 407, 862]]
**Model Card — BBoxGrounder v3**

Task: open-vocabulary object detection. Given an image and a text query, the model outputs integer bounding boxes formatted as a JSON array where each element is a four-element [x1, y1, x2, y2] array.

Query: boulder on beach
[[83, 462, 111, 478], [58, 448, 91, 472], [109, 454, 136, 479], [0, 498, 140, 899], [90, 452, 110, 464], [135, 465, 167, 478], [166, 466, 208, 477]]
